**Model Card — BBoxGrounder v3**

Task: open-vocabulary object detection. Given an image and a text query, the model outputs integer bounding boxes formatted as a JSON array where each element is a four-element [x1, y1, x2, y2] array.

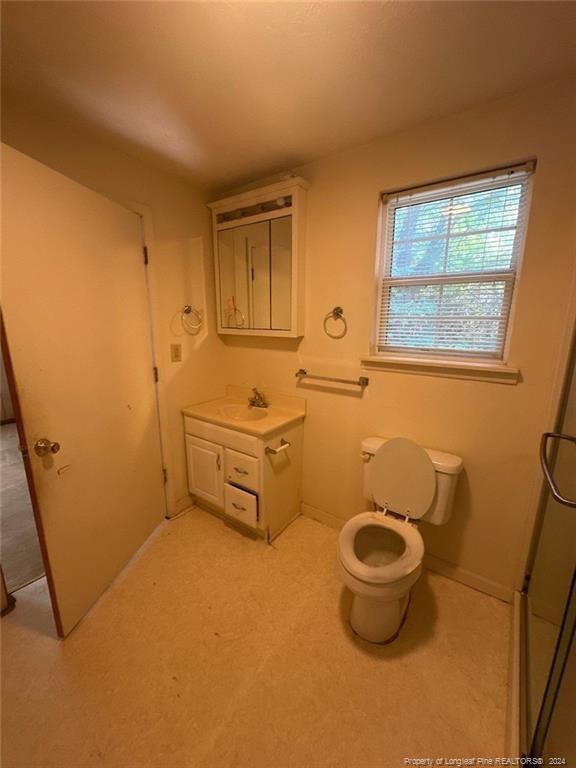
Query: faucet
[[248, 387, 269, 408]]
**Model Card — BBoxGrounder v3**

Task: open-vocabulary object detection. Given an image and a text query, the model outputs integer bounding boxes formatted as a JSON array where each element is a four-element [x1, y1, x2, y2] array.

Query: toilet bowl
[[339, 512, 424, 642], [338, 437, 462, 643]]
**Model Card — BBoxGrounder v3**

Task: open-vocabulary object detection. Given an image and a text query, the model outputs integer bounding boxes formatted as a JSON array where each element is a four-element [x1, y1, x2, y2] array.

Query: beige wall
[[4, 80, 575, 599], [217, 80, 576, 598], [1, 107, 224, 516]]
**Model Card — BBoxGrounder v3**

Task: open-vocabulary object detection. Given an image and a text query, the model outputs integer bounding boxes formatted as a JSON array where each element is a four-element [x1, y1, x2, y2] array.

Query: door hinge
[[162, 467, 168, 484], [522, 573, 531, 594], [143, 245, 149, 265], [153, 366, 159, 383]]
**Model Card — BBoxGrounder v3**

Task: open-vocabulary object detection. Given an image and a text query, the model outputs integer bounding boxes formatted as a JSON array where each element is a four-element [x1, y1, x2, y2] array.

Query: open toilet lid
[[370, 437, 436, 520]]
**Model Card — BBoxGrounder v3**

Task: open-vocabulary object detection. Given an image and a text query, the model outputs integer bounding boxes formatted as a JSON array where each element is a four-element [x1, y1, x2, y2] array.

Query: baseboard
[[529, 595, 563, 626], [1, 591, 16, 617], [301, 503, 344, 531], [166, 493, 194, 518], [424, 553, 513, 602], [269, 511, 302, 543], [506, 590, 523, 758]]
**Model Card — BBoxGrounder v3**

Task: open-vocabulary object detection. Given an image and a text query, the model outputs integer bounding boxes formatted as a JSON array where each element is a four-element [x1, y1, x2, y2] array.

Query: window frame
[[368, 162, 534, 380]]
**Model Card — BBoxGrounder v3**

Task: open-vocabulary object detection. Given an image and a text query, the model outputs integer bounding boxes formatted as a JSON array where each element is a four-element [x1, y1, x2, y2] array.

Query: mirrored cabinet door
[[218, 216, 292, 331], [218, 221, 269, 330], [270, 216, 292, 330]]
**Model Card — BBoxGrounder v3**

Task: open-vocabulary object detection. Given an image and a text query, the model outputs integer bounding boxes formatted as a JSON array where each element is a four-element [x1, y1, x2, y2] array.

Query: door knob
[[34, 438, 61, 457]]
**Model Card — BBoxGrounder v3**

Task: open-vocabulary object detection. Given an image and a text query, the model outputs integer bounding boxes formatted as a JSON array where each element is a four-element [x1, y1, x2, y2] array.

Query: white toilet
[[338, 436, 463, 643]]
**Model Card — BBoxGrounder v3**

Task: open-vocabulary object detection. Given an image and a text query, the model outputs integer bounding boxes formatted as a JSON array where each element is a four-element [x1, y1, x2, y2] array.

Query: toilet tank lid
[[361, 436, 463, 475]]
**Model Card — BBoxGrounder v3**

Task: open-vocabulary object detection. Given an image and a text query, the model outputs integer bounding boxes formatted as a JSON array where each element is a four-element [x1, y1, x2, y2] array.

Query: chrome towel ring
[[181, 305, 203, 334], [324, 306, 347, 339]]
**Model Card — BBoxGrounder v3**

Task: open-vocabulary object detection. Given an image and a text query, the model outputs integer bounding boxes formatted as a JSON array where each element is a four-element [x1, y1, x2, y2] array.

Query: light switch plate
[[170, 344, 182, 362]]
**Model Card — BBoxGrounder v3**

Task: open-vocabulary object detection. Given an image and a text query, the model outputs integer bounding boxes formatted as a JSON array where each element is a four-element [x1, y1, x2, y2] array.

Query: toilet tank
[[361, 437, 463, 525]]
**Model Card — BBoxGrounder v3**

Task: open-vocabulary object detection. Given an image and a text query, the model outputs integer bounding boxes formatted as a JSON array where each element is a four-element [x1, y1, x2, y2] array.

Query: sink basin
[[217, 404, 268, 422], [182, 388, 305, 436]]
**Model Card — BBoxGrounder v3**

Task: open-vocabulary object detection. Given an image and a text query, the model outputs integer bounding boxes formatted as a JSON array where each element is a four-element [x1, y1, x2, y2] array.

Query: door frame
[[125, 203, 175, 518], [0, 312, 63, 636]]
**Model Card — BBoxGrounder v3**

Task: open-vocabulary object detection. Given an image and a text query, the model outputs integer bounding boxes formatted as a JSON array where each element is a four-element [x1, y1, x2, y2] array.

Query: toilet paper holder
[[265, 438, 291, 455]]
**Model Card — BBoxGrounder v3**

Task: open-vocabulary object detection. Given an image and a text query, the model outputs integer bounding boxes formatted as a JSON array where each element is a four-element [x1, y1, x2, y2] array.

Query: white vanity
[[182, 386, 305, 540]]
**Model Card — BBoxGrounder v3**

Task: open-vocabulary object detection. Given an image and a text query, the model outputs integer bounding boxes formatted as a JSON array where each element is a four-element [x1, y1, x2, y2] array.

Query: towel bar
[[295, 368, 369, 388]]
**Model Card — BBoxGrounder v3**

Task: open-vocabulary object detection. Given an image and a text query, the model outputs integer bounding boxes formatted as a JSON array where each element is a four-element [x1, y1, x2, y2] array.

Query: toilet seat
[[339, 512, 424, 584], [370, 437, 436, 520]]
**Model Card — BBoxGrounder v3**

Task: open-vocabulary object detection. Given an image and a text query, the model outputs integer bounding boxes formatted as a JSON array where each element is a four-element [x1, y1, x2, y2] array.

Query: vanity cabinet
[[209, 177, 308, 338], [183, 416, 303, 541]]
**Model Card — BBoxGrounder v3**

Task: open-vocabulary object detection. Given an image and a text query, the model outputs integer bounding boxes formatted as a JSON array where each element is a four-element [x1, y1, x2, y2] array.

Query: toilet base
[[339, 559, 422, 644], [349, 592, 410, 644]]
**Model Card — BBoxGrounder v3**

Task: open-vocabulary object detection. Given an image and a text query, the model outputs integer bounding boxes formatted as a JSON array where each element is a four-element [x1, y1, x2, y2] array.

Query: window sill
[[361, 354, 520, 384]]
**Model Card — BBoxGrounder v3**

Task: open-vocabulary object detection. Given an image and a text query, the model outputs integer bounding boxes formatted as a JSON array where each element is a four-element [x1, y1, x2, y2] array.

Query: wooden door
[[1, 144, 166, 636]]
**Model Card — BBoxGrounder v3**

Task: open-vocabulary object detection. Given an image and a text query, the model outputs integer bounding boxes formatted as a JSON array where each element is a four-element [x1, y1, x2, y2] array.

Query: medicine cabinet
[[209, 177, 308, 338]]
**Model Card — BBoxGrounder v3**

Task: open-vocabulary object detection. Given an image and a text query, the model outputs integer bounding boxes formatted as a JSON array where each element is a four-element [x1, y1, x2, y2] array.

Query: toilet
[[338, 437, 463, 643]]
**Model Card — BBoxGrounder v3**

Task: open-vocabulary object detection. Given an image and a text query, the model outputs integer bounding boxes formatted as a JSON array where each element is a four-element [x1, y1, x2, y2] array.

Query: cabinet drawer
[[224, 449, 259, 492], [224, 484, 258, 529], [183, 417, 259, 457]]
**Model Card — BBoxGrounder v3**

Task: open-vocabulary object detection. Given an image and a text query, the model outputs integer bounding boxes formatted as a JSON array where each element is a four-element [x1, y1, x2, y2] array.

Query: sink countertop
[[182, 385, 306, 437]]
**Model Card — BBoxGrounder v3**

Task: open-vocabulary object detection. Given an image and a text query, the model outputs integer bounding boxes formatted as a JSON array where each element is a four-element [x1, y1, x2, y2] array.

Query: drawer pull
[[233, 466, 249, 475], [265, 438, 291, 455], [232, 502, 246, 512]]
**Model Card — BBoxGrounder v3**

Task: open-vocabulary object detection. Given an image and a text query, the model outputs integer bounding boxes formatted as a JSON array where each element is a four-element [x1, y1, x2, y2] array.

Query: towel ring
[[224, 296, 246, 328], [323, 306, 347, 339], [227, 306, 245, 328], [181, 305, 203, 334]]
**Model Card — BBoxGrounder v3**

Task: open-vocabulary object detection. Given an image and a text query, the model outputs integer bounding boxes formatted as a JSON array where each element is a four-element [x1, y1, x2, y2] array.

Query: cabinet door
[[186, 435, 224, 507], [218, 221, 270, 330]]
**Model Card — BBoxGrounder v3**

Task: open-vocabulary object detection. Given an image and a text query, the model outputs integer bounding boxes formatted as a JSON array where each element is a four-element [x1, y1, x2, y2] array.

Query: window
[[374, 163, 533, 362]]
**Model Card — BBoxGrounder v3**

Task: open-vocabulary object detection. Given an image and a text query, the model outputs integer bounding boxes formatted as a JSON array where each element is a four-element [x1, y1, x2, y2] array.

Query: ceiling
[[2, 1, 576, 191]]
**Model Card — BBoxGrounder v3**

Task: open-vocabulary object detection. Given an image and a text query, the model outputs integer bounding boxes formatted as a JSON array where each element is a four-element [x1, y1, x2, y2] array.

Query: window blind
[[376, 165, 533, 359]]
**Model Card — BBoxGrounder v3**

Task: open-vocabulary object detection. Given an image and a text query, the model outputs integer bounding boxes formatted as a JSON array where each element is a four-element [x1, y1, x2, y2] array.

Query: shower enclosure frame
[[515, 306, 576, 757]]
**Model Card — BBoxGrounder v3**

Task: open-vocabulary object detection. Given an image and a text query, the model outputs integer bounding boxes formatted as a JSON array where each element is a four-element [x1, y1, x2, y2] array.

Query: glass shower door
[[525, 338, 576, 755]]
